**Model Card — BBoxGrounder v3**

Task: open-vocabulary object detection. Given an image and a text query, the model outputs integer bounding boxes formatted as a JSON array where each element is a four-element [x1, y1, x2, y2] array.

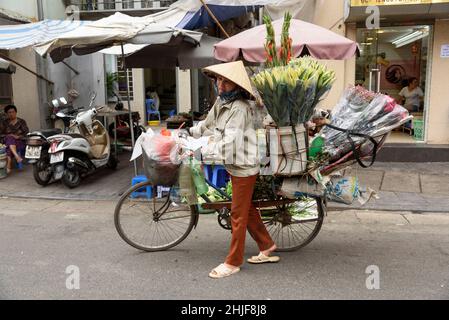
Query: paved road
[[0, 198, 448, 300]]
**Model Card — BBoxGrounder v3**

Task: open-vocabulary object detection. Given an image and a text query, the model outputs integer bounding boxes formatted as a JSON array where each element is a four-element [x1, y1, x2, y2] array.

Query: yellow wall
[[312, 0, 355, 110], [130, 68, 145, 124], [314, 0, 449, 145], [177, 69, 192, 114], [427, 20, 449, 144]]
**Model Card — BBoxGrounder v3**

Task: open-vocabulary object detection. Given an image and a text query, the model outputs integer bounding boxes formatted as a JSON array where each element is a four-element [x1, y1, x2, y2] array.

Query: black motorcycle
[[25, 128, 63, 186]]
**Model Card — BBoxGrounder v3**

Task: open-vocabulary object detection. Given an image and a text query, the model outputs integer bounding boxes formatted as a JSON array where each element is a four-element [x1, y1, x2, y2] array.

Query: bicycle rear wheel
[[261, 196, 325, 252], [114, 181, 197, 252]]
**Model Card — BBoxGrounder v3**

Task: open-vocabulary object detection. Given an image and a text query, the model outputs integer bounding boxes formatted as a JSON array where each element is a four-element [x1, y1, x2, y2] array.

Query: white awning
[[33, 12, 204, 63], [0, 19, 89, 50]]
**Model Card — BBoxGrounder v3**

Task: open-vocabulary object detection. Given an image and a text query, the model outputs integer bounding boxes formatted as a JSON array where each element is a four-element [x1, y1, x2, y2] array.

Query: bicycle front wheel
[[114, 181, 197, 252]]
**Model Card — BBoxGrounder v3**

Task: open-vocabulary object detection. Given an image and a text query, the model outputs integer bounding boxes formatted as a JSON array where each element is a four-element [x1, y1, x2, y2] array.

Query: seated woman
[[2, 105, 29, 174]]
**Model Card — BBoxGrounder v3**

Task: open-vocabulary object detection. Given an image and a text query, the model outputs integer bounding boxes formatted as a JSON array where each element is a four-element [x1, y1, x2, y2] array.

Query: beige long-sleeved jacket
[[190, 98, 259, 177]]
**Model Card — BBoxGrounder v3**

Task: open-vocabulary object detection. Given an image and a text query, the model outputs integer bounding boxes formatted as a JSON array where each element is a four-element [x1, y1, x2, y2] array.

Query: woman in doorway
[[399, 77, 424, 113], [189, 61, 279, 279], [2, 105, 29, 174]]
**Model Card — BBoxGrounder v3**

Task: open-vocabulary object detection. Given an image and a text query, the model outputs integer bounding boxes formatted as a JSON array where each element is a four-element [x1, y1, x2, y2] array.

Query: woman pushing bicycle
[[188, 61, 280, 279]]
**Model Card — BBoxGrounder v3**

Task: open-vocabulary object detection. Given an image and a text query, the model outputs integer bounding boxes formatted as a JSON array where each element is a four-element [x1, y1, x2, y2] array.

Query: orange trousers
[[225, 175, 275, 267]]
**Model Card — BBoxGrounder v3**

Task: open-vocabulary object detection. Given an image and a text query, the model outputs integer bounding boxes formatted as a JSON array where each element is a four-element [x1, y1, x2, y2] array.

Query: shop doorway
[[144, 68, 177, 120], [356, 25, 431, 143]]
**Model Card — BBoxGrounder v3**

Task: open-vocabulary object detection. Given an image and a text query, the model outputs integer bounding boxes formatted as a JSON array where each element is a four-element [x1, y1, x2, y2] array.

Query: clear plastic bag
[[321, 86, 411, 161], [145, 134, 176, 162], [137, 130, 184, 186]]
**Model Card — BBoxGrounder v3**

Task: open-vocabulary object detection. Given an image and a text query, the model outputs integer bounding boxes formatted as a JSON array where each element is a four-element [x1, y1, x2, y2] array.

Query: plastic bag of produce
[[189, 158, 208, 196], [140, 130, 182, 186], [178, 162, 198, 205], [146, 134, 176, 162], [326, 176, 360, 205], [326, 175, 378, 205]]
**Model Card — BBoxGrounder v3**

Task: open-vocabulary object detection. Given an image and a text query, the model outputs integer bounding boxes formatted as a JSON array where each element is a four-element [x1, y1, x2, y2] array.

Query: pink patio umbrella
[[214, 18, 359, 62]]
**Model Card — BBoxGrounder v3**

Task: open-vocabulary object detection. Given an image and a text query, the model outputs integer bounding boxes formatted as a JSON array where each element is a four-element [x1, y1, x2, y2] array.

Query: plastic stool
[[203, 164, 213, 181], [131, 175, 153, 199], [413, 119, 424, 141], [16, 148, 25, 170], [211, 165, 229, 188]]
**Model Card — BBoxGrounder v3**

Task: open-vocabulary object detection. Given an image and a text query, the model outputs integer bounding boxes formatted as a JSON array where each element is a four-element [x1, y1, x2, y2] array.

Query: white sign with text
[[441, 45, 449, 58]]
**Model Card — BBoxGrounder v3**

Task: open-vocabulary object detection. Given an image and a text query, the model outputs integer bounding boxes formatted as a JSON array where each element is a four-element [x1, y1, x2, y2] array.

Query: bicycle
[[114, 173, 326, 253], [113, 120, 391, 254]]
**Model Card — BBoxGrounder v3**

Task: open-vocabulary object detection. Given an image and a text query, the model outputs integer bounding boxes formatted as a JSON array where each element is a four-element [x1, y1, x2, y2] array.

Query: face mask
[[219, 91, 237, 100], [219, 90, 244, 104]]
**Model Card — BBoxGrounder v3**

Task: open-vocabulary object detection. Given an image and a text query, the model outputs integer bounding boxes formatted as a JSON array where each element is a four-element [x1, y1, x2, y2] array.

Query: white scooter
[[47, 93, 118, 188]]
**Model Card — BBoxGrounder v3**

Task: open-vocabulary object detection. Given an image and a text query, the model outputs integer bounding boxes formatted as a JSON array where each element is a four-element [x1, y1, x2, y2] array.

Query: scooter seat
[[84, 121, 109, 159], [39, 129, 63, 138], [66, 133, 85, 140]]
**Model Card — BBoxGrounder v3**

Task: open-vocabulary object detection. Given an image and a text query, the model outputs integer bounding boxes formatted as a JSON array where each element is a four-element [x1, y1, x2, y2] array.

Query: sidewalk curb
[[0, 194, 120, 202], [327, 205, 449, 214], [2, 194, 449, 214]]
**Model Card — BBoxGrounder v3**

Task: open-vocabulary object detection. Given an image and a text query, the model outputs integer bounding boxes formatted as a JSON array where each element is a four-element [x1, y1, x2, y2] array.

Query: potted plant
[[106, 72, 119, 102]]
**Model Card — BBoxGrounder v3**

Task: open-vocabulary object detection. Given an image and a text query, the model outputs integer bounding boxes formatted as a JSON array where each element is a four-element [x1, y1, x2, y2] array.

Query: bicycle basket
[[142, 150, 180, 186]]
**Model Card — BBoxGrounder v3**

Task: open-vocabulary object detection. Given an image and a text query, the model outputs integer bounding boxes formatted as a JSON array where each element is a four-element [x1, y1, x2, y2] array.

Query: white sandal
[[209, 264, 240, 279], [247, 253, 280, 264]]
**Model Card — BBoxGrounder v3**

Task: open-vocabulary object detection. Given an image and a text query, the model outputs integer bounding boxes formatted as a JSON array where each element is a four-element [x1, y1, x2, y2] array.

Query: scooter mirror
[[60, 97, 68, 105], [52, 99, 60, 108]]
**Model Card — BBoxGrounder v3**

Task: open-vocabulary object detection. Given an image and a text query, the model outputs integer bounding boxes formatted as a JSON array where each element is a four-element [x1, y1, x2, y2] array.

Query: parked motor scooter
[[25, 128, 63, 186], [46, 92, 118, 188], [25, 94, 83, 186]]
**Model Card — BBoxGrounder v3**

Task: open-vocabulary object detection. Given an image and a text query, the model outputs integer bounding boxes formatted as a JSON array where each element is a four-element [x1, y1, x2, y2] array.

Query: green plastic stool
[[413, 119, 424, 141]]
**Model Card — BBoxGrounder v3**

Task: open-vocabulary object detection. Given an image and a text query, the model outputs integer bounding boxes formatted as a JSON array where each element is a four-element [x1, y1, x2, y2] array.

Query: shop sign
[[441, 45, 449, 58], [351, 0, 449, 6]]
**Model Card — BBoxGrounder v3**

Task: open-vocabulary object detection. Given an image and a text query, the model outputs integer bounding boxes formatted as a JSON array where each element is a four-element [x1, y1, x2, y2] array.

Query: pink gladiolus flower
[[383, 97, 396, 113]]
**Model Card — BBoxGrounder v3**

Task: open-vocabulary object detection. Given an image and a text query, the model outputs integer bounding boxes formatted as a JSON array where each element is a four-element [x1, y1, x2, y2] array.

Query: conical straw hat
[[203, 61, 255, 99]]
